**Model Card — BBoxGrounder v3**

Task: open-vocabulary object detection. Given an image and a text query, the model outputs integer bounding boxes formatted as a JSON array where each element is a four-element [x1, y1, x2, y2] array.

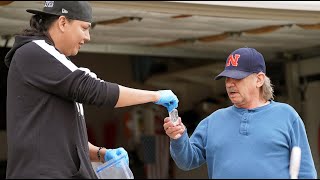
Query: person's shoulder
[[271, 101, 296, 111], [218, 105, 233, 111], [15, 40, 41, 55], [271, 101, 300, 119], [209, 105, 233, 116], [13, 40, 52, 66], [202, 106, 233, 124]]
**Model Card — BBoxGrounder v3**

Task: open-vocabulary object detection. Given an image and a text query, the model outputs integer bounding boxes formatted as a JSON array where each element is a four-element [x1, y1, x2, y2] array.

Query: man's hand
[[155, 90, 179, 112], [163, 117, 185, 139], [104, 147, 129, 165]]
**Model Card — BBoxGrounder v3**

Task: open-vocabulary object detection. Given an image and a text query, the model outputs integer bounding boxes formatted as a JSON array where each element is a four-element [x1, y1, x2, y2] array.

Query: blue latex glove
[[154, 90, 179, 113], [104, 147, 129, 165]]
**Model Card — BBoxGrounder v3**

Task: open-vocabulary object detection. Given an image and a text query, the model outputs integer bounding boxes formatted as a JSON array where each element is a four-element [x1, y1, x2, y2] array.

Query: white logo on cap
[[44, 1, 54, 8], [62, 8, 68, 14]]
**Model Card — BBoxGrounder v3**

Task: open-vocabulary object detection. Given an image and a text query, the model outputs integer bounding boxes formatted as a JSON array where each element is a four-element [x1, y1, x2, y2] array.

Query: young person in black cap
[[4, 1, 178, 178], [163, 47, 317, 179]]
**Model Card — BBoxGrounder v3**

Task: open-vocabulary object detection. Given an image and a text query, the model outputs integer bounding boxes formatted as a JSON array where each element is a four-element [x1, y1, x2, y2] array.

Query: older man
[[163, 47, 317, 179]]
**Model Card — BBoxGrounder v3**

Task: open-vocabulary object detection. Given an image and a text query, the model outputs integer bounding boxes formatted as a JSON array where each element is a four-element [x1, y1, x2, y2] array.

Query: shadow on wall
[[0, 47, 9, 130], [0, 47, 10, 179], [0, 160, 5, 179]]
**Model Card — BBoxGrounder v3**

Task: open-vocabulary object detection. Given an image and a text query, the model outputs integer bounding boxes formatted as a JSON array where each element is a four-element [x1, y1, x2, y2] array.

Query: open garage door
[[1, 1, 320, 178]]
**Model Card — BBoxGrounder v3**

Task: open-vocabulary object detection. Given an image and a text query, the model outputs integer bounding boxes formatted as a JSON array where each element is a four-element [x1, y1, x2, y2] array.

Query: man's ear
[[256, 72, 265, 88], [57, 16, 68, 32]]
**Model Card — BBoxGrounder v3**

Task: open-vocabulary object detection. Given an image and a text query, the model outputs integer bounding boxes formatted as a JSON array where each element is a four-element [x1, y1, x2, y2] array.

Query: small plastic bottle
[[169, 108, 179, 126]]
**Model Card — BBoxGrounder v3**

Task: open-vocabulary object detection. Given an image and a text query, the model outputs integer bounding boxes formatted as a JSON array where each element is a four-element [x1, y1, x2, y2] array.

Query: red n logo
[[226, 54, 240, 67]]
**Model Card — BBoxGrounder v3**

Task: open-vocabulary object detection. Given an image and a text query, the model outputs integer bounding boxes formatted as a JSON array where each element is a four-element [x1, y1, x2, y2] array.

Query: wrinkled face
[[225, 74, 259, 108], [61, 18, 91, 56]]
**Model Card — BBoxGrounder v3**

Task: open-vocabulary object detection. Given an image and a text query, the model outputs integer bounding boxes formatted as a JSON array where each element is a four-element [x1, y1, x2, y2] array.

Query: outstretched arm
[[167, 118, 207, 171], [115, 85, 160, 107], [116, 86, 178, 112]]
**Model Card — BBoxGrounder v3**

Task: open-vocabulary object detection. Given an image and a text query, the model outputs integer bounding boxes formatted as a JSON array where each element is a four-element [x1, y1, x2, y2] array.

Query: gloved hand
[[154, 90, 179, 113], [104, 147, 129, 165]]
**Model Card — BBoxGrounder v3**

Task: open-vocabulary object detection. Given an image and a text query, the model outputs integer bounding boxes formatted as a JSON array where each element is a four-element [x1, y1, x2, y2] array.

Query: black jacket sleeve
[[13, 40, 119, 107]]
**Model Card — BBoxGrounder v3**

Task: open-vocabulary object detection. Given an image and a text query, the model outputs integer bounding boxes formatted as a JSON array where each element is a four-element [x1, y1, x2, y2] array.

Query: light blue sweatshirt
[[170, 101, 317, 179]]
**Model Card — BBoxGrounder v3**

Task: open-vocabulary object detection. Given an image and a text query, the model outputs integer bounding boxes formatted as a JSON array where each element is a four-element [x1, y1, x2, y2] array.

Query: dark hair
[[21, 14, 59, 37], [21, 14, 74, 45]]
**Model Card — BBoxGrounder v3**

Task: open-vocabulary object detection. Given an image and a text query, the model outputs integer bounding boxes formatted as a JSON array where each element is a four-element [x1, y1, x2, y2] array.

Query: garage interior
[[0, 1, 320, 178]]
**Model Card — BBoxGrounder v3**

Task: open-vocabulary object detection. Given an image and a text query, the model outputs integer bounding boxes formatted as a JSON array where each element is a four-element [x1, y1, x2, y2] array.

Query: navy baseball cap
[[26, 1, 92, 23], [214, 47, 266, 80]]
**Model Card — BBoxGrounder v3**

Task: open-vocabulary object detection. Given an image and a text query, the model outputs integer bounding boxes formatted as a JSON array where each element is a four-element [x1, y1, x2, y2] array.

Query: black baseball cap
[[26, 1, 92, 23], [214, 47, 266, 80]]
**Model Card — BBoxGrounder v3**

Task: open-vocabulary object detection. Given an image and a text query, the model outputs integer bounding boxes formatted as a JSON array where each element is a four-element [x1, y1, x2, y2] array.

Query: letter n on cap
[[226, 54, 240, 67]]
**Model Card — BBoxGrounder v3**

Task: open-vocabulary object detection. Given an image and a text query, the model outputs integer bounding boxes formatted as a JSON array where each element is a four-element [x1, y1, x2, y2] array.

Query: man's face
[[62, 18, 91, 56], [225, 74, 258, 108]]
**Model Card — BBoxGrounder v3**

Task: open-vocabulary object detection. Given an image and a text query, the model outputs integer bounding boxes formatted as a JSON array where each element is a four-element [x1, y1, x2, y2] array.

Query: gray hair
[[262, 75, 274, 101]]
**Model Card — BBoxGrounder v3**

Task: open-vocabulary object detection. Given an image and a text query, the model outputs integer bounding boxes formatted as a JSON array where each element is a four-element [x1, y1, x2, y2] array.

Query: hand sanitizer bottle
[[169, 109, 179, 126]]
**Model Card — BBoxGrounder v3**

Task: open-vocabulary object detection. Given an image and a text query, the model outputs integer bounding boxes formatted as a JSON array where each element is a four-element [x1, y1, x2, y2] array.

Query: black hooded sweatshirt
[[4, 35, 119, 178]]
